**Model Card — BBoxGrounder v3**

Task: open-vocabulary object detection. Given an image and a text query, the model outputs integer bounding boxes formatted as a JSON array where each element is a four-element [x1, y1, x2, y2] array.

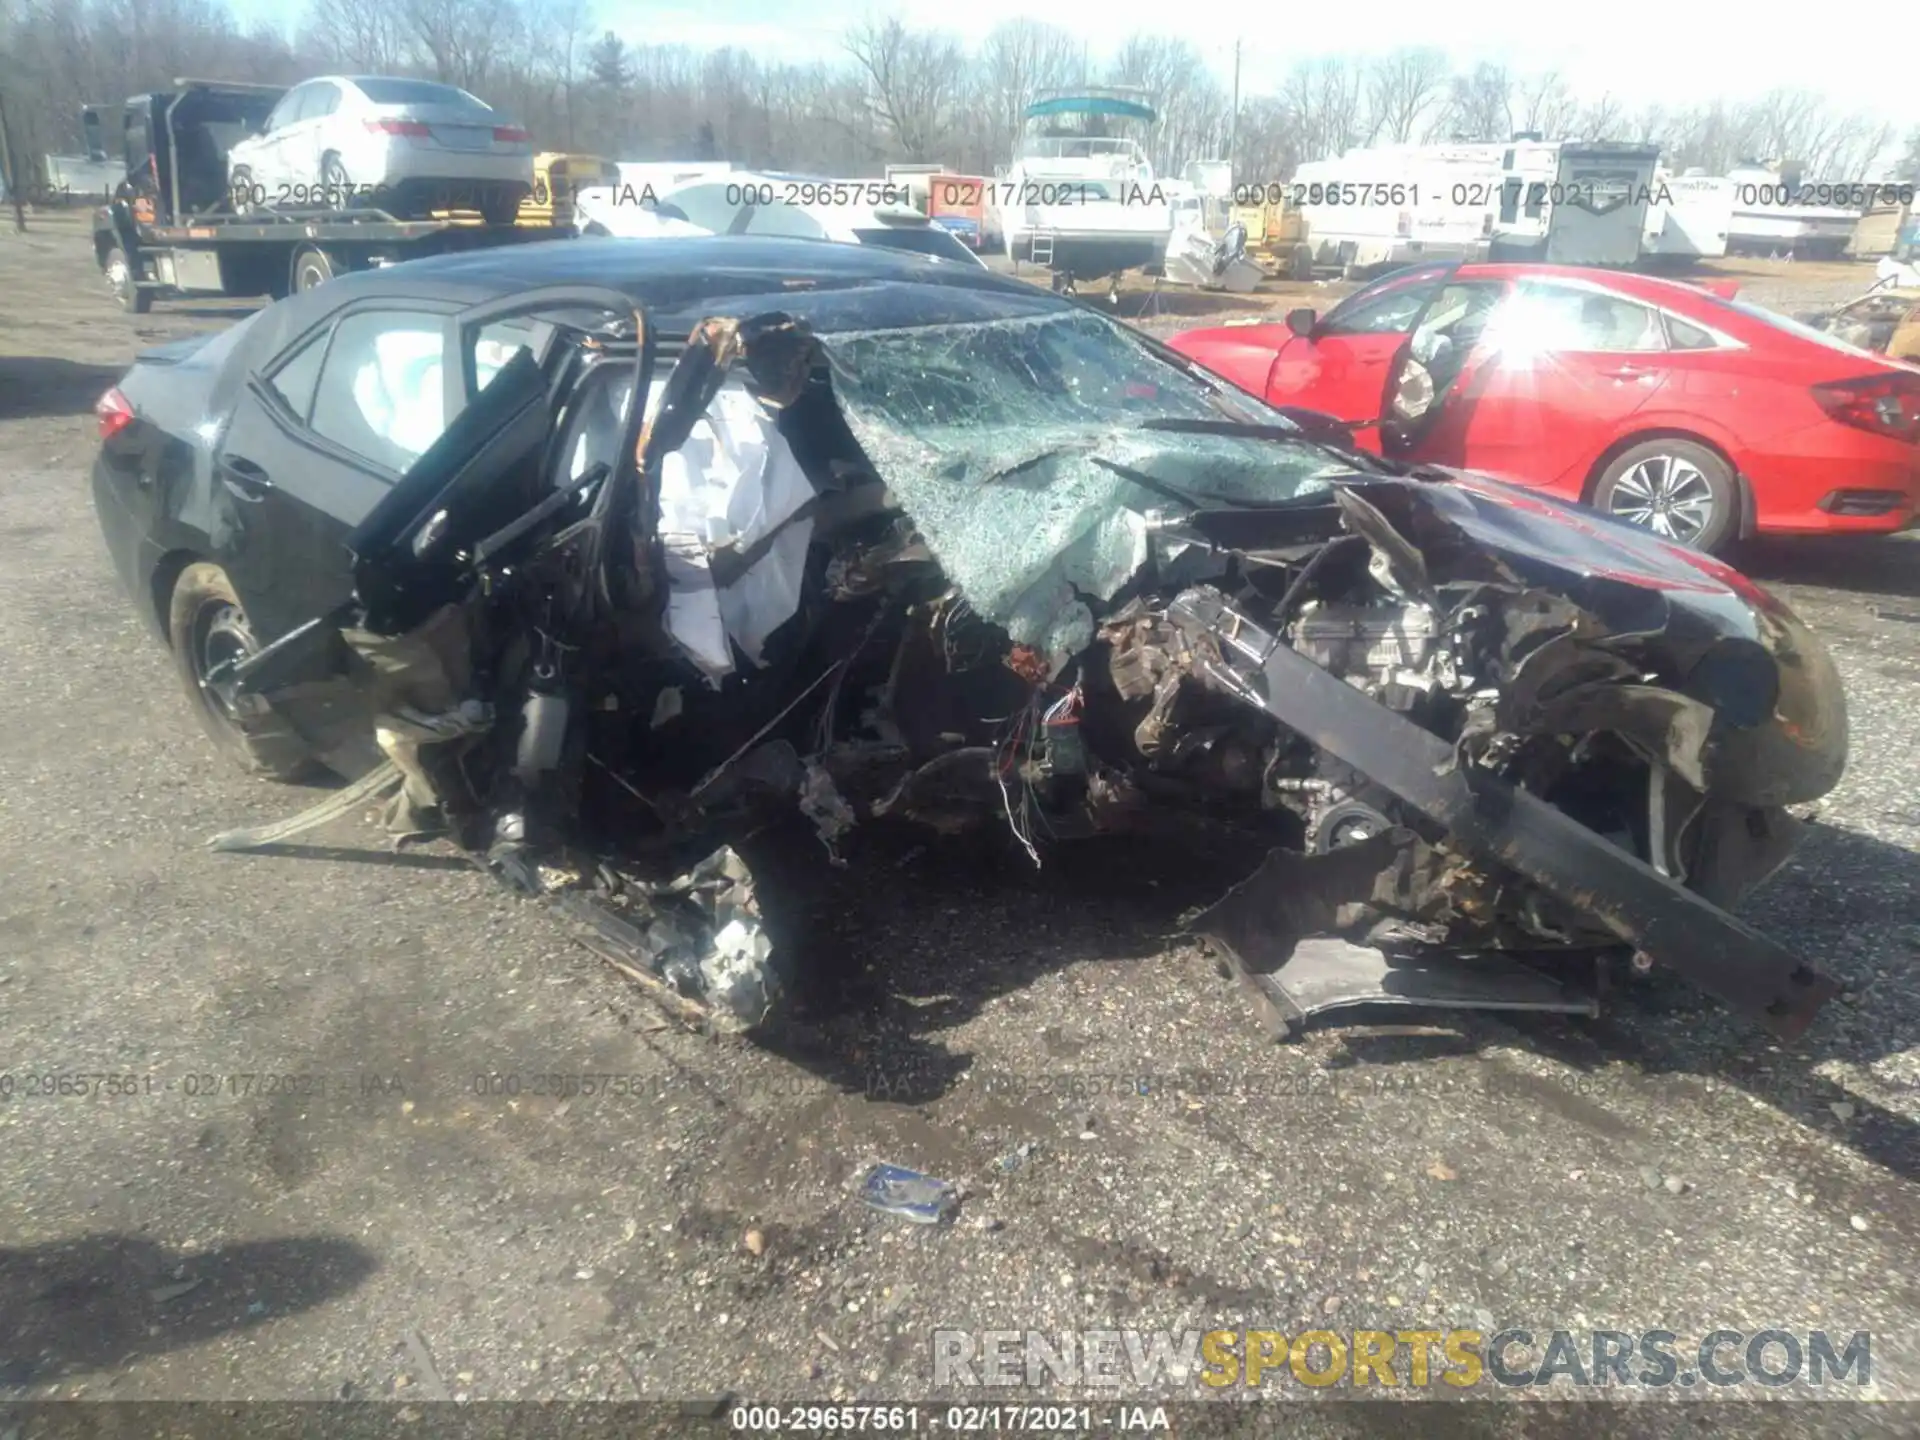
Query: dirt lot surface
[[5, 212, 1920, 1431]]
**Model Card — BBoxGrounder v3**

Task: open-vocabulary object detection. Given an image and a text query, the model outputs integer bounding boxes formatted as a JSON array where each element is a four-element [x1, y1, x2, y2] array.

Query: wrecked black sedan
[[91, 236, 1848, 1043]]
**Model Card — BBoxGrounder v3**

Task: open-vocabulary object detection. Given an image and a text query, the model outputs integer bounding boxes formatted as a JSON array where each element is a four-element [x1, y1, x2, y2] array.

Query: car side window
[[1664, 313, 1720, 350], [264, 327, 330, 422], [1500, 282, 1666, 352], [473, 319, 540, 393], [308, 310, 450, 473], [306, 83, 340, 119], [265, 86, 306, 133], [1319, 279, 1442, 336]]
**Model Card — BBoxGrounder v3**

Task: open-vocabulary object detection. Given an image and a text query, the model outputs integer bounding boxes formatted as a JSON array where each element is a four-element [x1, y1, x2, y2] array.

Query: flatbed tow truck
[[90, 78, 554, 314]]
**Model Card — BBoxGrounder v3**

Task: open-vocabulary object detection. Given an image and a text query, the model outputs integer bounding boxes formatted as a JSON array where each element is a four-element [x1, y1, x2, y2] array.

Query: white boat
[[1001, 88, 1174, 292], [1726, 163, 1858, 258]]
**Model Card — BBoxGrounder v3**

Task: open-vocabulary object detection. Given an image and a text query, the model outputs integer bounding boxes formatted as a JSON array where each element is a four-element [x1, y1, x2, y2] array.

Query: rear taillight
[[1812, 374, 1920, 442], [96, 387, 134, 440], [365, 119, 431, 137], [492, 126, 529, 143]]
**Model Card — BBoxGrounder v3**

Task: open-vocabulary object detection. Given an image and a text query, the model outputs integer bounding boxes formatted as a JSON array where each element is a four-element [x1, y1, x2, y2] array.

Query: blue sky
[[230, 0, 1920, 133]]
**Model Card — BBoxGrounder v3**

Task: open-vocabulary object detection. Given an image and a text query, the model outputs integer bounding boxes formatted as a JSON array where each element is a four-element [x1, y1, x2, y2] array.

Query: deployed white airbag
[[649, 379, 815, 685]]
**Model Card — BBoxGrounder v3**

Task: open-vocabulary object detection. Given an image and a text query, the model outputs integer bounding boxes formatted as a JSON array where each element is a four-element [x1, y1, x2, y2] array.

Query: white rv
[[1289, 144, 1497, 278], [1642, 170, 1735, 262]]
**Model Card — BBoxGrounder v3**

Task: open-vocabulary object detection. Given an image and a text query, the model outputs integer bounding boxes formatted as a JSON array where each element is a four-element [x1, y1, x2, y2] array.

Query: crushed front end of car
[[207, 292, 1849, 1043]]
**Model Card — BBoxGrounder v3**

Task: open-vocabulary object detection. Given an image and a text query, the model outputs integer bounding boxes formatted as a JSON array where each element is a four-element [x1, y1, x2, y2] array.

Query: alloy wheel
[[1606, 454, 1717, 543]]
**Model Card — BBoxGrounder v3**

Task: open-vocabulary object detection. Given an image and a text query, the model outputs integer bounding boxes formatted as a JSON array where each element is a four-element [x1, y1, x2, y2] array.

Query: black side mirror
[[1286, 307, 1316, 337]]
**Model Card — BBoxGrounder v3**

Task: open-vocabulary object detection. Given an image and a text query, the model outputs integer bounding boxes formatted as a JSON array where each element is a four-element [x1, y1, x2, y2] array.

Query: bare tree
[[1573, 93, 1627, 142], [1896, 127, 1920, 183], [300, 0, 405, 73], [1441, 62, 1512, 143], [844, 17, 966, 161], [1107, 33, 1228, 176], [1513, 71, 1576, 139], [1276, 56, 1365, 165], [1365, 47, 1448, 144], [2, 7, 1911, 206], [973, 21, 1082, 166], [402, 0, 518, 90]]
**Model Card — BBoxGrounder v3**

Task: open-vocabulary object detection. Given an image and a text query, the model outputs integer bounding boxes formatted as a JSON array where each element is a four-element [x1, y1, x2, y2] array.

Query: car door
[[245, 85, 305, 191], [300, 81, 344, 189], [210, 301, 465, 647], [1399, 277, 1672, 492], [280, 81, 341, 190], [1268, 263, 1452, 445], [224, 287, 636, 763]]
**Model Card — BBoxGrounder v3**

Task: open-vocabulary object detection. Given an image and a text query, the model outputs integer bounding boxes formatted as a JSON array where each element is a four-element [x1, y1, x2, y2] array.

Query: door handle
[[219, 455, 272, 500], [1600, 364, 1655, 381]]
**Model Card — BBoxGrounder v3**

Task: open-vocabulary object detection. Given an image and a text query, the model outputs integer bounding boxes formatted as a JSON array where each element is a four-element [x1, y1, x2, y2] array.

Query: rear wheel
[[320, 152, 352, 210], [1591, 439, 1736, 553], [480, 188, 521, 227], [291, 245, 336, 293], [167, 563, 316, 781], [103, 245, 151, 314]]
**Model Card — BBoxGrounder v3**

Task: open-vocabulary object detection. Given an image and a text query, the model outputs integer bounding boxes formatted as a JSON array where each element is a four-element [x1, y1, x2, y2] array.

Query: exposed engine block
[[1289, 601, 1438, 697]]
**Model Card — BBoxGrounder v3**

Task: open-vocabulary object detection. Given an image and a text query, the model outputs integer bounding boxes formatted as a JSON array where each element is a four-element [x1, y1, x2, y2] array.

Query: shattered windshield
[[818, 308, 1350, 665]]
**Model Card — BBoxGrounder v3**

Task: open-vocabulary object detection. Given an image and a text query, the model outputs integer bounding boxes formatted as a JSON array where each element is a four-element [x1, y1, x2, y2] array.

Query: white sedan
[[227, 75, 534, 224], [572, 172, 988, 267]]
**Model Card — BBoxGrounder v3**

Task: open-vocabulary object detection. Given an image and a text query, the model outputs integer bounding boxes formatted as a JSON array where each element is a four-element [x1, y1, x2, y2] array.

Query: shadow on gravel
[[1736, 534, 1920, 600], [1422, 819, 1920, 1184], [0, 357, 126, 423], [0, 1233, 378, 1385], [751, 824, 1267, 1102], [749, 810, 1920, 1185]]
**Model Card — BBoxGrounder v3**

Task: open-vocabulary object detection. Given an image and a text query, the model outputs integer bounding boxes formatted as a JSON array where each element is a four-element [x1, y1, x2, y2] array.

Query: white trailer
[[1483, 141, 1662, 266], [1642, 171, 1735, 262]]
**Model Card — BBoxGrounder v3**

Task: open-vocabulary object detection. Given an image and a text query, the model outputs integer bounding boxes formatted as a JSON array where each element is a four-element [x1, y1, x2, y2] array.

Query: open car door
[[1375, 262, 1471, 459], [218, 286, 650, 772]]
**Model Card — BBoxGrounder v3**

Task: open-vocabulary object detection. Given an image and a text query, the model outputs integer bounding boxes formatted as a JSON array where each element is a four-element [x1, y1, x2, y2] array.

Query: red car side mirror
[[1286, 307, 1316, 337]]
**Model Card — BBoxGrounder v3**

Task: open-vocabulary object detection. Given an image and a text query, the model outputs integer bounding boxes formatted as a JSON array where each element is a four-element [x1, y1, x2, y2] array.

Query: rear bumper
[[91, 453, 167, 643], [1743, 429, 1920, 534]]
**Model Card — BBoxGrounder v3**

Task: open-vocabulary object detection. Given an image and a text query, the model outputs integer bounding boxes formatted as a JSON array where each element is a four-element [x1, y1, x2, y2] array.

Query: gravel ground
[[2, 213, 1919, 1429]]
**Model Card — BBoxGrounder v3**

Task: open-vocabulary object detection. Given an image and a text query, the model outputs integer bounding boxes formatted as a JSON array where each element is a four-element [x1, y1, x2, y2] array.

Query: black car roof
[[242, 235, 1067, 367]]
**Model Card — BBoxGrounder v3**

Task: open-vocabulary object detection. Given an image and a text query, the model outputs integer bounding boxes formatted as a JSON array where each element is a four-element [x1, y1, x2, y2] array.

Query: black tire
[[292, 246, 336, 293], [104, 245, 151, 314], [168, 563, 316, 781], [230, 166, 257, 215], [1590, 438, 1737, 553], [320, 152, 352, 210], [480, 190, 521, 227]]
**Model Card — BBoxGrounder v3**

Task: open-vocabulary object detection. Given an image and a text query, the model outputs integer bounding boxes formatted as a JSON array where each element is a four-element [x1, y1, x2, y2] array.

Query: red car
[[1167, 262, 1920, 552]]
